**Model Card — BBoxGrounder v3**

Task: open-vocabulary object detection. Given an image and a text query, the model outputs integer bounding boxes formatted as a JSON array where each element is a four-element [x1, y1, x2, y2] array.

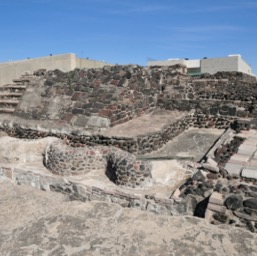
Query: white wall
[[238, 57, 252, 75], [147, 59, 186, 66], [200, 56, 239, 74], [186, 59, 200, 68], [0, 53, 77, 86], [76, 58, 112, 69], [0, 53, 113, 86]]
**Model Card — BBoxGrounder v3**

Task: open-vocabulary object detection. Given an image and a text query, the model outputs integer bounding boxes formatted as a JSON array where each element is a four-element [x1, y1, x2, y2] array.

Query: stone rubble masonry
[[107, 150, 152, 188], [0, 166, 195, 217], [44, 140, 152, 188], [0, 112, 236, 156], [9, 64, 257, 132]]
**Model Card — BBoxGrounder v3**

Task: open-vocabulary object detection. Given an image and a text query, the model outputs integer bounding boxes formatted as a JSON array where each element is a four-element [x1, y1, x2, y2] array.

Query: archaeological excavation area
[[1, 64, 257, 255]]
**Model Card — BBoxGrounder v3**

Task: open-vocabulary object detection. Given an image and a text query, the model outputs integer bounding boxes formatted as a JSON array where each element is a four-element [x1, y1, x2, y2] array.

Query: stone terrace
[[1, 65, 257, 233]]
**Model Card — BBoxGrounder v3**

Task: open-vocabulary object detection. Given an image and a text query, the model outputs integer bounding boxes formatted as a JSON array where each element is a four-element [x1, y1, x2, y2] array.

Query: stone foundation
[[107, 150, 152, 188], [44, 140, 152, 188], [44, 141, 108, 175]]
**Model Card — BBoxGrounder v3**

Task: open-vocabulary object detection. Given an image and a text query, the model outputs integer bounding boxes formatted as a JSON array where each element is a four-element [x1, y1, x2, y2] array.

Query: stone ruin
[[44, 140, 152, 187], [1, 64, 257, 234]]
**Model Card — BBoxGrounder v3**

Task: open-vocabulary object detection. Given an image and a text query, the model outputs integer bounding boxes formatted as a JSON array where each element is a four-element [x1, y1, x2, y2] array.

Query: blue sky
[[0, 0, 257, 74]]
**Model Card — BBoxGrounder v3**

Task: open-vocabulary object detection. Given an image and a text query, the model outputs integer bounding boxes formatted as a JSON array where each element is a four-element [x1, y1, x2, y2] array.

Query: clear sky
[[0, 0, 257, 74]]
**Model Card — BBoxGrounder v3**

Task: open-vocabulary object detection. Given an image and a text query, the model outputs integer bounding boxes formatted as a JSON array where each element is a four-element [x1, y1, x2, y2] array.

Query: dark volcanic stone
[[249, 186, 257, 192], [202, 181, 214, 189], [238, 184, 249, 192], [192, 170, 205, 182], [214, 183, 223, 192], [206, 173, 219, 180], [72, 108, 84, 115], [243, 199, 257, 210], [213, 212, 228, 223], [44, 79, 54, 86], [182, 187, 196, 197], [224, 195, 243, 211]]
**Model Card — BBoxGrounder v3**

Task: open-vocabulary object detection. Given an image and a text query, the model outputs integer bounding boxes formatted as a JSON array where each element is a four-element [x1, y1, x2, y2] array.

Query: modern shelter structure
[[0, 53, 113, 86], [147, 55, 254, 76]]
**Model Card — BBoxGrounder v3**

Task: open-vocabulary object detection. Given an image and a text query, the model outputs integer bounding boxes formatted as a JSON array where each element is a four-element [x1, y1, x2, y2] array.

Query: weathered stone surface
[[242, 168, 257, 180], [243, 198, 257, 210], [209, 192, 224, 205], [1, 181, 257, 256], [224, 195, 243, 211], [224, 163, 243, 176], [202, 163, 219, 173]]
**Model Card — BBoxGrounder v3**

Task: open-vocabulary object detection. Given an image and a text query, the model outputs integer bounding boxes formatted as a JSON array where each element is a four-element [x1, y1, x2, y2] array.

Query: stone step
[[0, 92, 23, 97], [0, 108, 16, 113], [0, 85, 27, 93], [0, 85, 27, 89], [12, 78, 30, 83], [0, 99, 20, 105]]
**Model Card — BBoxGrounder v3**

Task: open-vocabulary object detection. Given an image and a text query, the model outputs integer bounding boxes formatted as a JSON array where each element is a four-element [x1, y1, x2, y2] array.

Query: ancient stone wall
[[160, 71, 257, 118], [44, 140, 152, 188], [0, 166, 195, 216], [0, 113, 235, 156], [13, 65, 193, 128]]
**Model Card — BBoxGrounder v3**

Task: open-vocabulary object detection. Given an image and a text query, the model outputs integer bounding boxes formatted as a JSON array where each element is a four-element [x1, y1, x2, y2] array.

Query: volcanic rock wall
[[44, 140, 152, 188], [13, 65, 257, 132], [13, 65, 193, 128], [160, 71, 257, 118]]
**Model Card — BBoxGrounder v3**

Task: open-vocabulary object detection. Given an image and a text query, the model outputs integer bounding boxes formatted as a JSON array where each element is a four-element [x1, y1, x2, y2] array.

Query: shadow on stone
[[105, 157, 117, 183], [193, 196, 210, 218]]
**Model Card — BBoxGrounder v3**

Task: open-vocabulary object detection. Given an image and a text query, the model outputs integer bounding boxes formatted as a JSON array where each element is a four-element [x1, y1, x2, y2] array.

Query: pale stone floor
[[102, 109, 190, 137], [143, 128, 225, 162], [0, 127, 224, 199], [225, 129, 257, 178]]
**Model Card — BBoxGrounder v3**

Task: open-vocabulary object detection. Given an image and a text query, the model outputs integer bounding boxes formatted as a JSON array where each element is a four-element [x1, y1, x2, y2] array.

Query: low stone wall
[[44, 140, 152, 188], [107, 150, 152, 187], [0, 113, 236, 155], [176, 158, 257, 233], [0, 166, 196, 216], [44, 141, 108, 175]]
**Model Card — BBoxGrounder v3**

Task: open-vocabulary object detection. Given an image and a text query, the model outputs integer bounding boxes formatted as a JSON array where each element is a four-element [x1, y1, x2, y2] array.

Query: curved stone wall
[[107, 150, 152, 188], [44, 141, 108, 175], [44, 140, 152, 188]]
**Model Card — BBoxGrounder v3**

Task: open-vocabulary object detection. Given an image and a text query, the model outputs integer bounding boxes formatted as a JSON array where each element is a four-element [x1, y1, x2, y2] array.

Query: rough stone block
[[171, 188, 181, 201], [74, 115, 89, 127], [230, 154, 249, 163], [206, 157, 218, 167], [243, 198, 257, 210], [224, 163, 243, 176], [224, 195, 243, 211], [202, 163, 219, 173], [204, 208, 213, 221], [237, 144, 256, 156], [87, 116, 110, 128], [208, 203, 226, 214], [241, 168, 257, 180], [243, 139, 257, 147], [71, 92, 82, 101], [248, 159, 257, 168], [234, 211, 257, 222], [209, 192, 224, 205]]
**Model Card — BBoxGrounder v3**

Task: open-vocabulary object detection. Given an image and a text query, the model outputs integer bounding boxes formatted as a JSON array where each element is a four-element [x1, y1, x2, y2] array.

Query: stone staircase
[[0, 75, 32, 114]]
